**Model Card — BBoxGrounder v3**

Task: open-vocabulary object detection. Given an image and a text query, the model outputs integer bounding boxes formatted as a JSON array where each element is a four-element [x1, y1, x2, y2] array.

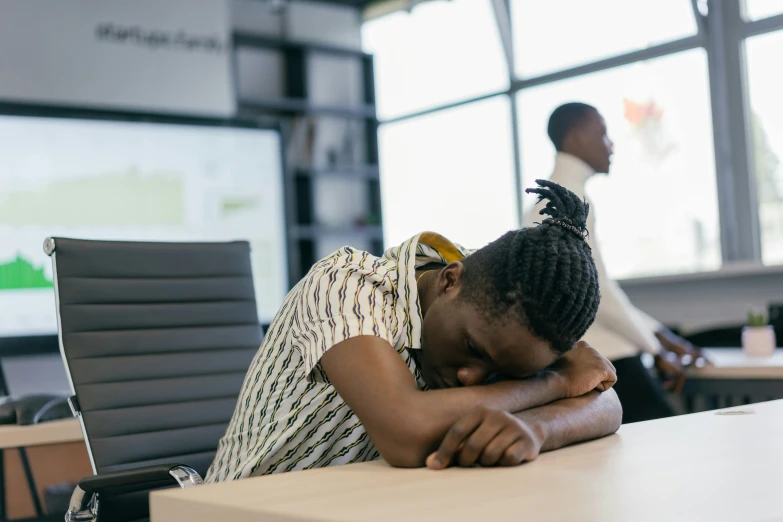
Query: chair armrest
[[78, 464, 203, 494], [67, 465, 203, 522]]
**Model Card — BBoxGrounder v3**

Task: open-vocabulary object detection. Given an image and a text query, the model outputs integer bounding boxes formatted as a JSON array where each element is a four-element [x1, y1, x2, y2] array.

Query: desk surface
[[0, 418, 82, 449], [689, 348, 783, 379], [151, 400, 783, 522]]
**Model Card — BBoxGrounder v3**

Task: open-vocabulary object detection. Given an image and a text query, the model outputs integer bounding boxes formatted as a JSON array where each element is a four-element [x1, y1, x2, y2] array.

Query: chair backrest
[[46, 237, 262, 478]]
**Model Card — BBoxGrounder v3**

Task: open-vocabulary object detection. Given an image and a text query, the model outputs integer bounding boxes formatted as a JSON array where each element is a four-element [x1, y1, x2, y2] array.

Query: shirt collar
[[551, 152, 595, 192], [385, 232, 466, 350]]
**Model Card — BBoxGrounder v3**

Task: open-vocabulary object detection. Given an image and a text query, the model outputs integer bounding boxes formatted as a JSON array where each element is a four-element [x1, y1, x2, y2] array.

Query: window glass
[[744, 0, 783, 21], [512, 0, 697, 78], [746, 30, 783, 264], [363, 0, 508, 120], [517, 49, 720, 279], [379, 96, 517, 249]]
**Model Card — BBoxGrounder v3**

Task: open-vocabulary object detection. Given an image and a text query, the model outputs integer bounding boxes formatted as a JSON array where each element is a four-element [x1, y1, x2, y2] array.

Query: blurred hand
[[426, 406, 543, 470], [655, 330, 710, 368], [654, 351, 686, 394], [550, 341, 617, 398]]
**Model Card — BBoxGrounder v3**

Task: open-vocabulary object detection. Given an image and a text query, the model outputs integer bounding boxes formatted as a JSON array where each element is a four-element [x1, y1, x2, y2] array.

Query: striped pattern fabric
[[205, 232, 469, 482]]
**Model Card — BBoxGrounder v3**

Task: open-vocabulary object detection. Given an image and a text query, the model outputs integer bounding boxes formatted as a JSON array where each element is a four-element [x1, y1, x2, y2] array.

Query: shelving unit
[[295, 165, 379, 179], [239, 98, 376, 119], [290, 225, 384, 240], [232, 31, 382, 284]]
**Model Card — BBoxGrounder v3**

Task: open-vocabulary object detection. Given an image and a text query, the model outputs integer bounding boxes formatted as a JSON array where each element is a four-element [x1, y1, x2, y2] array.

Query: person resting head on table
[[206, 180, 621, 483]]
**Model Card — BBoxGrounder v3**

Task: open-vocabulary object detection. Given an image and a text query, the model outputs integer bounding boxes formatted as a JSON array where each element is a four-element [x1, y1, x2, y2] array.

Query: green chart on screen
[[0, 255, 54, 291]]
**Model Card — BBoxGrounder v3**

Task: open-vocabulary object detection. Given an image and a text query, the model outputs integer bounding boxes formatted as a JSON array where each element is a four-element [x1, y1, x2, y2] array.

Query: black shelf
[[291, 225, 383, 240], [234, 32, 372, 60], [232, 33, 381, 282], [0, 335, 59, 357], [294, 165, 379, 180], [238, 99, 376, 119]]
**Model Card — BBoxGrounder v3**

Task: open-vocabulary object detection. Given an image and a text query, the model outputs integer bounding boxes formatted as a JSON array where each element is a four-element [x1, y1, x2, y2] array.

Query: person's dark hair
[[547, 102, 597, 151], [460, 180, 600, 355]]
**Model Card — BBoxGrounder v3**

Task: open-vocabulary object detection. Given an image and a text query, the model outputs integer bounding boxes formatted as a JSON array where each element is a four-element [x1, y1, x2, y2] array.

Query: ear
[[436, 261, 465, 296], [560, 129, 581, 154]]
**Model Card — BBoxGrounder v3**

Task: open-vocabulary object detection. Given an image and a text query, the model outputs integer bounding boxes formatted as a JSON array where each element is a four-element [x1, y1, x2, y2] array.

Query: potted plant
[[742, 307, 776, 357]]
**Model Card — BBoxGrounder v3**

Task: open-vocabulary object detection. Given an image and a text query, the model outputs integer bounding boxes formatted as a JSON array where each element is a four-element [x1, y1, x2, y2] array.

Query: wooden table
[[684, 348, 783, 408], [151, 400, 783, 522], [0, 419, 82, 450], [0, 418, 84, 522], [690, 348, 783, 379]]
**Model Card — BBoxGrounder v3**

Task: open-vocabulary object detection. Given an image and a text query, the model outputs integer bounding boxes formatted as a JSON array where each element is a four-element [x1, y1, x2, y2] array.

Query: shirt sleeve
[[587, 211, 662, 356], [289, 263, 395, 380]]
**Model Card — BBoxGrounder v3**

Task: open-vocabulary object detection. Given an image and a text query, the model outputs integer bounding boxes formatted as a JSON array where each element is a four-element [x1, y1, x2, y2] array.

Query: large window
[[364, 0, 783, 281], [744, 0, 783, 21], [511, 0, 697, 77], [379, 96, 517, 249], [746, 30, 783, 264], [517, 50, 720, 278], [362, 0, 508, 120]]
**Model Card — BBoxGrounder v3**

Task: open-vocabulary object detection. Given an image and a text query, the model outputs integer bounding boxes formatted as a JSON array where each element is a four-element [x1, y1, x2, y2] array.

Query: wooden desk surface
[[0, 418, 82, 449], [689, 348, 783, 379], [151, 400, 783, 522]]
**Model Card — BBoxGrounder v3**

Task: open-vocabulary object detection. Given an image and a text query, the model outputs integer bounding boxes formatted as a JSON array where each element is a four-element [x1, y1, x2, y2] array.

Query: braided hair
[[460, 179, 600, 355]]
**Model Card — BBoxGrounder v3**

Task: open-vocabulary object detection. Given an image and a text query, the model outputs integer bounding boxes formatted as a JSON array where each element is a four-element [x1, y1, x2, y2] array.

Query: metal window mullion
[[381, 36, 705, 125], [490, 0, 524, 224], [381, 90, 509, 124], [744, 12, 783, 37], [691, 0, 708, 34], [490, 0, 515, 76], [511, 35, 704, 91], [706, 0, 761, 263], [509, 93, 524, 224]]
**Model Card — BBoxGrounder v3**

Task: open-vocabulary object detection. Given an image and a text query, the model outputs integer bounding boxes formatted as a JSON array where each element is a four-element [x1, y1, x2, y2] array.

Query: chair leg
[[0, 449, 5, 522], [65, 486, 98, 522]]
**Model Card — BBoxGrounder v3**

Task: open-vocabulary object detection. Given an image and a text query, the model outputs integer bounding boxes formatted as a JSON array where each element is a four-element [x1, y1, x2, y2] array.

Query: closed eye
[[467, 338, 485, 360]]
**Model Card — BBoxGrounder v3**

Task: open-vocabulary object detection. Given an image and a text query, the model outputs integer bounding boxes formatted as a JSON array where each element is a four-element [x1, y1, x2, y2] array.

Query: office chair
[[44, 238, 263, 522]]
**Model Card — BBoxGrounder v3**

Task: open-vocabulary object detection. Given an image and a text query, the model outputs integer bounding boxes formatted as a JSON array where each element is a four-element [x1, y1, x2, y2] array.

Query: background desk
[[684, 348, 783, 410], [151, 400, 783, 522], [0, 419, 81, 450], [0, 419, 90, 522]]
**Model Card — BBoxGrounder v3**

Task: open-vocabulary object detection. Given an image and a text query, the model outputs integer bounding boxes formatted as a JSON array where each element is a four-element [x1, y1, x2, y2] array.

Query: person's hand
[[654, 351, 686, 394], [654, 330, 710, 368], [549, 341, 617, 398], [426, 406, 543, 470]]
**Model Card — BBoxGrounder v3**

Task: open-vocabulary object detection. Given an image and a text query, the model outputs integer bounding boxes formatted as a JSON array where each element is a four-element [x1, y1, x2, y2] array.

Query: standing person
[[523, 102, 706, 424]]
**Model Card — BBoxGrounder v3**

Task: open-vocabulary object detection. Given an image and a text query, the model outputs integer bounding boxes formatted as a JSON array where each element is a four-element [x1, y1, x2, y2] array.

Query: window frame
[[368, 0, 783, 281]]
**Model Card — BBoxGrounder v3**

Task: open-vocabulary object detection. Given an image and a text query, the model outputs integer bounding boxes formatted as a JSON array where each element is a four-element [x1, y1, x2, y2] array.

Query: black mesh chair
[[44, 238, 262, 522]]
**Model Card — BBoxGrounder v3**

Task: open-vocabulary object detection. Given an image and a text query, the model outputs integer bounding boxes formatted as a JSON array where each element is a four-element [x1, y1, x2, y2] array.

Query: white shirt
[[205, 232, 470, 481], [522, 152, 662, 361]]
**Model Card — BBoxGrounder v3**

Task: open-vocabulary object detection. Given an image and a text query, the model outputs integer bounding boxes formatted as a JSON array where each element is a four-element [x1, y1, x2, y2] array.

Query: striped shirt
[[205, 232, 470, 482]]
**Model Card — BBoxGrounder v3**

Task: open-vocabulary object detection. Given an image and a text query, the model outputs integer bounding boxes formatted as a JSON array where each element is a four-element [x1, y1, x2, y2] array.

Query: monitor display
[[0, 112, 288, 337]]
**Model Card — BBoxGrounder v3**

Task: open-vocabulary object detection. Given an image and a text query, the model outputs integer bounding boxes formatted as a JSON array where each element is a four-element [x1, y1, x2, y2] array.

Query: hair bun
[[525, 179, 590, 240]]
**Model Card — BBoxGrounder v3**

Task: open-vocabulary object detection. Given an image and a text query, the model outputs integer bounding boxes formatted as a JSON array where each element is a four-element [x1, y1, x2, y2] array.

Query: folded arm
[[426, 388, 621, 469], [320, 336, 617, 468], [516, 387, 622, 453], [321, 335, 568, 467]]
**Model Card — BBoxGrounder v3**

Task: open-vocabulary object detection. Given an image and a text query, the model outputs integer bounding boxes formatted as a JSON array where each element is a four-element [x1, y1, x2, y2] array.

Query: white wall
[[622, 266, 783, 335], [232, 0, 361, 47], [0, 0, 235, 116]]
